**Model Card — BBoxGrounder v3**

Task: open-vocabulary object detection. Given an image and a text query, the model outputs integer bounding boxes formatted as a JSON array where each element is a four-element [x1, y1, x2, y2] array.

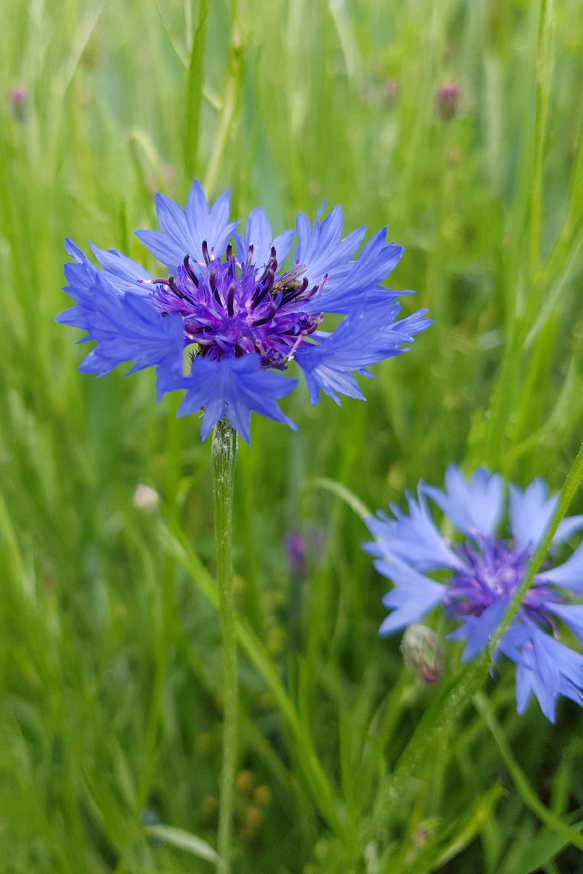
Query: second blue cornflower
[[364, 466, 583, 722]]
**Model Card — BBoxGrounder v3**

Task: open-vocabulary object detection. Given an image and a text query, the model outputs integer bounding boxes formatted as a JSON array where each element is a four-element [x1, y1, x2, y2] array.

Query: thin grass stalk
[[212, 418, 238, 874], [489, 439, 583, 651]]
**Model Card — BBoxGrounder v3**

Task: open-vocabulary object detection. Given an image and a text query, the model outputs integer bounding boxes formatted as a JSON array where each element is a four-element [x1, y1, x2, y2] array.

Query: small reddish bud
[[10, 85, 27, 121], [435, 82, 460, 121]]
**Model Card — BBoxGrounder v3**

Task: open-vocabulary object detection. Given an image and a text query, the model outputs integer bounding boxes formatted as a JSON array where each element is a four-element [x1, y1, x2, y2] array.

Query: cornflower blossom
[[56, 180, 430, 442], [363, 465, 583, 722]]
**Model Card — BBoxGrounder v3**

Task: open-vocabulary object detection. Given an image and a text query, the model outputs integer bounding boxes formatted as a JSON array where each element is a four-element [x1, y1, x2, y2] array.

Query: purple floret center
[[148, 241, 325, 370], [445, 537, 563, 630]]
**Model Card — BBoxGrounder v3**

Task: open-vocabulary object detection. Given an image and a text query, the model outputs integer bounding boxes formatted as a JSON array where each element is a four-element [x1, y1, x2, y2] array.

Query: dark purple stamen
[[167, 275, 188, 301], [183, 255, 199, 285], [251, 269, 274, 310], [150, 243, 325, 370], [252, 303, 277, 327]]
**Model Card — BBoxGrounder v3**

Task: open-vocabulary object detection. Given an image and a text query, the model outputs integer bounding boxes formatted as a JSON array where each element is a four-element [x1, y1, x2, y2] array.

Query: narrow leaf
[[145, 824, 220, 864], [475, 693, 583, 853], [309, 476, 372, 520], [505, 815, 583, 874], [184, 0, 211, 178]]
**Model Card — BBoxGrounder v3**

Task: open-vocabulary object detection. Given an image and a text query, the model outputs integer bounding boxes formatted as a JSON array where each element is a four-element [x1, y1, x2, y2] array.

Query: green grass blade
[[184, 0, 211, 179], [145, 823, 221, 863], [474, 693, 583, 853]]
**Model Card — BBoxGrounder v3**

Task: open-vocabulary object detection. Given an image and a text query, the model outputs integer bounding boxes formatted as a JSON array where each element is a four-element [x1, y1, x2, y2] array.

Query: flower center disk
[[445, 537, 562, 628], [151, 242, 324, 369]]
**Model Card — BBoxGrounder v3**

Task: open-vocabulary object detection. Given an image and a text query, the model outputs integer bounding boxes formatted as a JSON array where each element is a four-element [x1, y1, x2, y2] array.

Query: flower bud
[[383, 79, 399, 105], [10, 85, 27, 122], [285, 531, 305, 576], [400, 623, 443, 685], [132, 483, 159, 512], [435, 82, 459, 121]]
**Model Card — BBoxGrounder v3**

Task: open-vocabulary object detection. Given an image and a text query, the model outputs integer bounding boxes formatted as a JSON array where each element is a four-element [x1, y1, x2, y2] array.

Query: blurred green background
[[2, 0, 583, 871]]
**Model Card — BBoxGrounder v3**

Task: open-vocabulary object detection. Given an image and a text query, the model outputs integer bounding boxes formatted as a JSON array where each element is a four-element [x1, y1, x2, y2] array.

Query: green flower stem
[[474, 691, 583, 851], [489, 439, 583, 654], [212, 418, 238, 874]]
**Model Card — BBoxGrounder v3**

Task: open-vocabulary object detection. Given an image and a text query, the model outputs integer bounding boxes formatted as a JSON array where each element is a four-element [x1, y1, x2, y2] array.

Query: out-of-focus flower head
[[285, 532, 306, 577], [57, 180, 430, 443], [10, 85, 27, 121], [285, 527, 326, 577], [363, 465, 583, 722], [435, 82, 460, 120]]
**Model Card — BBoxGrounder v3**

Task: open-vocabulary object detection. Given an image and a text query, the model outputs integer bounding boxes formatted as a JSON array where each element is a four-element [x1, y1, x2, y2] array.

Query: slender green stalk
[[489, 439, 583, 652], [474, 692, 583, 851], [212, 418, 238, 874]]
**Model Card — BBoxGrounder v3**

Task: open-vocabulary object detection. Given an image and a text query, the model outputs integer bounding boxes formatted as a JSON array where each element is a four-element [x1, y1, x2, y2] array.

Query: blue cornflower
[[57, 180, 430, 442], [363, 465, 583, 722]]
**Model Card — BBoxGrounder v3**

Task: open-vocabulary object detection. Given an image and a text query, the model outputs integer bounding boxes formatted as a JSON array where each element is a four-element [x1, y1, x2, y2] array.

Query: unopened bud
[[435, 82, 459, 121], [132, 484, 159, 512], [383, 79, 399, 105], [412, 826, 432, 848], [401, 624, 443, 685], [285, 531, 305, 577], [10, 85, 27, 121]]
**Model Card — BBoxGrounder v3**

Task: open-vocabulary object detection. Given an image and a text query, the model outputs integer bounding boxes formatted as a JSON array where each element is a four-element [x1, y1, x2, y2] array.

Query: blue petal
[[272, 229, 295, 266], [512, 627, 583, 722], [373, 557, 447, 636], [88, 242, 153, 291], [554, 514, 583, 544], [510, 478, 583, 552], [77, 278, 185, 391], [293, 204, 366, 296], [232, 207, 294, 271], [423, 465, 504, 538], [447, 599, 508, 661], [176, 356, 298, 444], [134, 228, 187, 270], [185, 179, 210, 240], [77, 348, 119, 377], [301, 227, 406, 316], [535, 541, 583, 593], [362, 488, 467, 573], [136, 179, 239, 270], [57, 239, 123, 333], [294, 304, 431, 406], [515, 646, 557, 722], [546, 603, 583, 645], [155, 192, 194, 250]]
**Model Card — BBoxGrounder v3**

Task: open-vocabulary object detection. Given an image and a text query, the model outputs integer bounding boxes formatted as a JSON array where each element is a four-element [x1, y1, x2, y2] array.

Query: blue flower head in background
[[57, 180, 430, 442], [363, 466, 583, 722]]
